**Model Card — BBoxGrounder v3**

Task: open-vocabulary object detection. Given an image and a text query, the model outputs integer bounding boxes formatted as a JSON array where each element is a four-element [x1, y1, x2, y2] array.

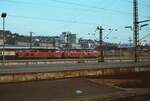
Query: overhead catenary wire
[[121, 0, 150, 8], [8, 14, 102, 25], [49, 0, 150, 17], [120, 0, 150, 18], [1, 0, 149, 40], [3, 0, 149, 18], [2, 0, 149, 29], [140, 33, 150, 41]]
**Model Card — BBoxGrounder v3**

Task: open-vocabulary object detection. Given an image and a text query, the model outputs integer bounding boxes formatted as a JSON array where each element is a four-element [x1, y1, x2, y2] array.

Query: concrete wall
[[0, 67, 135, 83]]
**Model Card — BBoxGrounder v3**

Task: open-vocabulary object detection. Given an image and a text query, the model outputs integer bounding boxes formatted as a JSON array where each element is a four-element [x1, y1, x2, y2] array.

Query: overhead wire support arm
[[138, 20, 150, 23]]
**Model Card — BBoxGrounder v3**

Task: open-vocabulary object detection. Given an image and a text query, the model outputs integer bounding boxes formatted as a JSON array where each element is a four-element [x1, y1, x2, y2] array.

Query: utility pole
[[133, 0, 139, 62], [125, 0, 150, 62], [30, 32, 33, 50], [97, 26, 104, 62]]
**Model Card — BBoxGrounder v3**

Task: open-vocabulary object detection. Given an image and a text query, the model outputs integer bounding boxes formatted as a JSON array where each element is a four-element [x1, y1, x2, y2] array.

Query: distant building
[[117, 44, 133, 57], [60, 32, 76, 44], [60, 32, 77, 48], [39, 42, 53, 48], [16, 41, 30, 47], [0, 39, 3, 45], [78, 38, 97, 49], [71, 43, 81, 49], [118, 44, 131, 49], [31, 36, 61, 48], [49, 36, 60, 47]]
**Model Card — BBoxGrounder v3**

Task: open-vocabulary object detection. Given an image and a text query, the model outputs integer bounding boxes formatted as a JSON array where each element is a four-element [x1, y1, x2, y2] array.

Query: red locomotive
[[0, 46, 97, 59], [16, 51, 63, 59]]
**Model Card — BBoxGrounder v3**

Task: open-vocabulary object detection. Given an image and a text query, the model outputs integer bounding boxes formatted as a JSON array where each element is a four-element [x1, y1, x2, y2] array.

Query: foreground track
[[0, 61, 150, 74]]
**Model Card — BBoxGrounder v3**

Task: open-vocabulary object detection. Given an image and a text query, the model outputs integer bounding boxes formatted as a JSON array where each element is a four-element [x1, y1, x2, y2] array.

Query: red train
[[0, 46, 98, 59], [16, 51, 62, 59], [15, 51, 97, 59]]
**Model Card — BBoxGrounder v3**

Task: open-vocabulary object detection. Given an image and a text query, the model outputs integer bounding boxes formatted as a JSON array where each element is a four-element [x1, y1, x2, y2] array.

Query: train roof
[[60, 48, 96, 51], [0, 46, 59, 50]]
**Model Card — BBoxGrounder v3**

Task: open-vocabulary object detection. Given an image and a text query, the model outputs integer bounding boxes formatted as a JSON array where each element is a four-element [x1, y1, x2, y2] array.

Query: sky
[[0, 0, 150, 44]]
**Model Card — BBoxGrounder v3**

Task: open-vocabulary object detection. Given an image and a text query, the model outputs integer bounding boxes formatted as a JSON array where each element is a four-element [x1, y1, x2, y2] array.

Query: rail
[[0, 57, 150, 66]]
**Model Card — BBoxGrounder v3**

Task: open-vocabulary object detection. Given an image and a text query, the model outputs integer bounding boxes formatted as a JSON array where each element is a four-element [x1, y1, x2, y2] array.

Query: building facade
[[60, 32, 76, 44]]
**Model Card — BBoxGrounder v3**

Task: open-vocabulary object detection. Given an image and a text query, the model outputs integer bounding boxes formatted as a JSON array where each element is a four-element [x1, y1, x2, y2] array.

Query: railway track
[[0, 57, 150, 66]]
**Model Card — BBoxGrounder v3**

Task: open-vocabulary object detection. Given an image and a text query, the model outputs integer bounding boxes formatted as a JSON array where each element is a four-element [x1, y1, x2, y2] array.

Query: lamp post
[[1, 12, 7, 65]]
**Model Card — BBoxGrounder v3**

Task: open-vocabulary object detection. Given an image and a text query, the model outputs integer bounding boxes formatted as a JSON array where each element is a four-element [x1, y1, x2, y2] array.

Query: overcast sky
[[0, 0, 150, 44]]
